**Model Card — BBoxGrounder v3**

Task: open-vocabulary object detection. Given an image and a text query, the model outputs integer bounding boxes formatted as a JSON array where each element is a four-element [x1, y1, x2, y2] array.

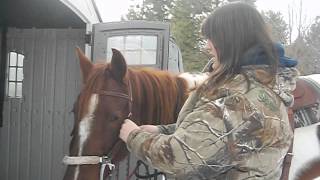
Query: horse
[[62, 48, 204, 180], [63, 48, 320, 180]]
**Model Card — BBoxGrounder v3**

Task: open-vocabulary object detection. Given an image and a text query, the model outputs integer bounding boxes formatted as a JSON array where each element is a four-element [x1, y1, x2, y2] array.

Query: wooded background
[[125, 0, 320, 74]]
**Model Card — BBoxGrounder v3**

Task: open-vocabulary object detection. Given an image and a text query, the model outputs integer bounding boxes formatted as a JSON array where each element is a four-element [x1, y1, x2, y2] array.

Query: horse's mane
[[128, 67, 188, 125]]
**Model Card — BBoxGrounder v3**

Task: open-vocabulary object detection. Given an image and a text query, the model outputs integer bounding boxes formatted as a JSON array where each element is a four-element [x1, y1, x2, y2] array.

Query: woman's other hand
[[119, 119, 140, 143], [140, 125, 160, 134]]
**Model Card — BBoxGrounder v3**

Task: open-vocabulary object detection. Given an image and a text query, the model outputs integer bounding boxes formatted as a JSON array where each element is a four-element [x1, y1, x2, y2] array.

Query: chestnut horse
[[63, 48, 320, 180], [62, 48, 194, 180]]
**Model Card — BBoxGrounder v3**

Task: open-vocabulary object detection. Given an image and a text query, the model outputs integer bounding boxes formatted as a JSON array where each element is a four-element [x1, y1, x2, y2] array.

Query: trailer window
[[106, 35, 158, 65], [6, 52, 24, 98]]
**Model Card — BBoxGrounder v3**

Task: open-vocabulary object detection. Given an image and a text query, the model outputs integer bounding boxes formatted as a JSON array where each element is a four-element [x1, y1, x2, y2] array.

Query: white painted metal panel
[[60, 0, 101, 24], [0, 28, 85, 180], [168, 39, 184, 72]]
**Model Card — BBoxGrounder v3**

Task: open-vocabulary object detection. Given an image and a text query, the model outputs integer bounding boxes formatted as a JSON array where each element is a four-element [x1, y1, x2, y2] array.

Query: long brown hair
[[200, 2, 278, 94]]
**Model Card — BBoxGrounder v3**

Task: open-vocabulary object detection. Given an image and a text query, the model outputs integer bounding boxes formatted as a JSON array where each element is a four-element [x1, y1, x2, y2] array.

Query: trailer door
[[91, 21, 170, 70]]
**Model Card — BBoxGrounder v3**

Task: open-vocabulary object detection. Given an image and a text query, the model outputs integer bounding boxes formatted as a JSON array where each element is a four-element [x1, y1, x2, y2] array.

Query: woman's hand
[[119, 119, 140, 143], [140, 125, 160, 134]]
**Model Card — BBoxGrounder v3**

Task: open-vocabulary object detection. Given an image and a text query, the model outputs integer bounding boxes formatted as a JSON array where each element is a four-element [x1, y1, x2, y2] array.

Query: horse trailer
[[0, 0, 183, 180], [2, 1, 320, 180]]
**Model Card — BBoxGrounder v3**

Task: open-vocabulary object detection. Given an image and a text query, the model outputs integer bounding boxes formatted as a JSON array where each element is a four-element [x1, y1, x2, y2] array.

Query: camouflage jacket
[[127, 66, 296, 180]]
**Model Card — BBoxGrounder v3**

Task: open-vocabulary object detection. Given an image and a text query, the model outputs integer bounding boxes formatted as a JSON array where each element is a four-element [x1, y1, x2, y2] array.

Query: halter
[[63, 80, 133, 180]]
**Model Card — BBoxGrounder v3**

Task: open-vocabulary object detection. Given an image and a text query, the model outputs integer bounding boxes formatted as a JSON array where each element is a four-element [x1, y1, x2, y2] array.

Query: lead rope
[[100, 163, 107, 180], [126, 164, 139, 180], [133, 160, 166, 180], [99, 156, 115, 180], [127, 160, 166, 180]]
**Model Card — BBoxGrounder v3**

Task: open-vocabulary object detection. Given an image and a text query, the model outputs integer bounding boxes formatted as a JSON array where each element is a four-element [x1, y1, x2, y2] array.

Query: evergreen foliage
[[262, 10, 289, 44], [125, 0, 319, 74]]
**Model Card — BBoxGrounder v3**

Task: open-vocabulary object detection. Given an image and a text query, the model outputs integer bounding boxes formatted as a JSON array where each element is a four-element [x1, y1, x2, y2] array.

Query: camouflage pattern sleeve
[[126, 97, 229, 176], [157, 123, 176, 135]]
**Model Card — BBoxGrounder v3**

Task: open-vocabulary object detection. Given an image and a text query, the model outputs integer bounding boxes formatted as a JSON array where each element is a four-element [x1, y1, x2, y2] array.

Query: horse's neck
[[129, 70, 190, 125]]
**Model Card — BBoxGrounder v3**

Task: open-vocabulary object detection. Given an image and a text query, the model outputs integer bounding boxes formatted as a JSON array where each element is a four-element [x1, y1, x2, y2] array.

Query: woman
[[120, 2, 297, 179]]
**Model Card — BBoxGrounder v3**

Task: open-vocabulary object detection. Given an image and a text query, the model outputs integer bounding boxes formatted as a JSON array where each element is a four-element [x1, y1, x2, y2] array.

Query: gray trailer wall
[[0, 28, 85, 180], [0, 28, 4, 126]]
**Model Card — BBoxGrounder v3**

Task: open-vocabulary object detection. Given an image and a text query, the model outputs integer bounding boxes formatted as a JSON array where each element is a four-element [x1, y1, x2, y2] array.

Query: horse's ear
[[110, 48, 127, 82], [75, 47, 93, 83]]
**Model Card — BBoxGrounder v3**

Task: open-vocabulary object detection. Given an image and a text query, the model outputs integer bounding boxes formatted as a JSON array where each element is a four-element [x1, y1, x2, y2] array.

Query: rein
[[129, 160, 167, 180], [63, 80, 133, 180]]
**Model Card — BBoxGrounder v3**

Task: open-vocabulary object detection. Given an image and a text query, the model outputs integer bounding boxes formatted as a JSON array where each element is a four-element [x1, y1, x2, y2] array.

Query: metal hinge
[[85, 32, 92, 45]]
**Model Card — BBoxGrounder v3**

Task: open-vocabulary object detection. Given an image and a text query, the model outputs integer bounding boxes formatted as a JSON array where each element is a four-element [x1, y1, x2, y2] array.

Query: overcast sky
[[96, 0, 320, 23], [256, 0, 319, 24]]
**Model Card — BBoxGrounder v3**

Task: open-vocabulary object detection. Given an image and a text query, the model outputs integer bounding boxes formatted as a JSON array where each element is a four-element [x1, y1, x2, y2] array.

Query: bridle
[[95, 79, 133, 119], [63, 80, 133, 180]]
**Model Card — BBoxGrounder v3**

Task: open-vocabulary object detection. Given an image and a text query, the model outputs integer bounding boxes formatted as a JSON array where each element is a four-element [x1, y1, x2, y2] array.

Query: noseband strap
[[62, 155, 113, 166], [63, 155, 115, 180]]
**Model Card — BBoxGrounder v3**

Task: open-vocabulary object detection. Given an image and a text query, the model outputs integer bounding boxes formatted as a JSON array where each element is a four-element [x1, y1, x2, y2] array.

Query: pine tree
[[127, 4, 143, 20], [286, 16, 320, 74], [126, 0, 174, 21], [306, 17, 320, 53], [261, 10, 289, 44], [170, 0, 218, 71], [227, 0, 256, 6], [305, 16, 320, 73], [141, 0, 173, 21]]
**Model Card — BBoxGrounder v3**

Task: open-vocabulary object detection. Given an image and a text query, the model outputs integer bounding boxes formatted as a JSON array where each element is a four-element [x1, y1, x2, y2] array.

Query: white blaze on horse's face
[[74, 94, 99, 180], [178, 72, 209, 90]]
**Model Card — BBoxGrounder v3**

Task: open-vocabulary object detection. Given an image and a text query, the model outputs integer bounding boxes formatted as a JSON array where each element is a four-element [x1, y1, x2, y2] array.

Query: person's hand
[[140, 125, 160, 134], [119, 119, 140, 143]]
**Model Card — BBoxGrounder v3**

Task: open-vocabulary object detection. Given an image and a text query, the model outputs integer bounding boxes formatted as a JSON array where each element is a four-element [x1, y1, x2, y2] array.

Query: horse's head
[[63, 48, 131, 180]]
